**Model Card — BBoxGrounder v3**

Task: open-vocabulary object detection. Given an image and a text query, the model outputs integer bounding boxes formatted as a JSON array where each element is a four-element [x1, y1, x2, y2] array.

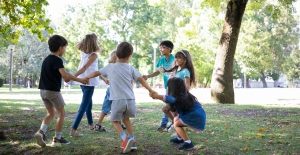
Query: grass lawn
[[0, 88, 299, 155]]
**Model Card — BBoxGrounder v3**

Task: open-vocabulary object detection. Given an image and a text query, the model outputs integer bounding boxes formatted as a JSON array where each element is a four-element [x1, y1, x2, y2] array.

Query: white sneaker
[[171, 132, 177, 137], [167, 125, 174, 132], [34, 129, 47, 147]]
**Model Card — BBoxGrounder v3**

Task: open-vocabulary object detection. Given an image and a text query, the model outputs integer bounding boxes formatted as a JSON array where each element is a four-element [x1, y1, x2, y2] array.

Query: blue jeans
[[72, 85, 94, 130], [101, 87, 112, 115], [160, 113, 169, 126]]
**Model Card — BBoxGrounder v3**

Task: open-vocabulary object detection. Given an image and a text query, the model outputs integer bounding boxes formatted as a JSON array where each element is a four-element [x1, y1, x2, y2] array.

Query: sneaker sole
[[123, 139, 134, 153], [51, 141, 70, 146], [34, 133, 46, 147]]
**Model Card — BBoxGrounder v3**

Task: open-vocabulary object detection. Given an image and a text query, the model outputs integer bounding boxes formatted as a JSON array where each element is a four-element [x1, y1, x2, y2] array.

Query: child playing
[[69, 33, 104, 137], [93, 51, 126, 132], [142, 40, 175, 131], [34, 35, 88, 147], [86, 42, 154, 153], [162, 50, 196, 131], [150, 77, 206, 150]]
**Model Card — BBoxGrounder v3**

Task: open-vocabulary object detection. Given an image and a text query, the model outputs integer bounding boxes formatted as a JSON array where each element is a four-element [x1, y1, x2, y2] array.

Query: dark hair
[[167, 77, 198, 111], [48, 35, 68, 52], [116, 42, 133, 59], [165, 50, 196, 87], [160, 40, 174, 53], [76, 33, 100, 54]]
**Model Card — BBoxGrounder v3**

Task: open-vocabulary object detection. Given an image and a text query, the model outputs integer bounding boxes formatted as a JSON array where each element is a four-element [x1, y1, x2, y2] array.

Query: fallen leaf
[[225, 125, 229, 130], [259, 128, 265, 132]]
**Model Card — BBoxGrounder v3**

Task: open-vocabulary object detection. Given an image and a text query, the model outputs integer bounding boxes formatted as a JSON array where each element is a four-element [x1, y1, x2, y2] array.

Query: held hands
[[80, 77, 89, 85], [104, 79, 109, 85], [149, 91, 159, 99], [64, 78, 71, 83]]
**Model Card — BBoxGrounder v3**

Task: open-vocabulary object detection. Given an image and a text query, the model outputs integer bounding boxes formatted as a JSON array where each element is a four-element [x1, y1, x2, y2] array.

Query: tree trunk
[[260, 71, 268, 88], [246, 78, 251, 88], [211, 0, 248, 104]]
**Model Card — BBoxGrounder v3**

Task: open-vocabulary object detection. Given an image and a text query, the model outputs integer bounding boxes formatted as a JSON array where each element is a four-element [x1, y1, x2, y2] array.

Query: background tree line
[[0, 0, 299, 103]]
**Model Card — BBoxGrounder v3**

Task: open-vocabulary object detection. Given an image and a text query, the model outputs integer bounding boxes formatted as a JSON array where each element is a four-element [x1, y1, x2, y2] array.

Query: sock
[[128, 134, 134, 140], [177, 137, 182, 141], [40, 124, 48, 133], [185, 140, 191, 143], [55, 131, 62, 140], [120, 132, 127, 141]]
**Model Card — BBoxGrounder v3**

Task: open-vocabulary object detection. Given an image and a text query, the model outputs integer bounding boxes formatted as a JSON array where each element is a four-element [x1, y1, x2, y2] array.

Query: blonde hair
[[108, 50, 117, 63], [76, 33, 100, 54]]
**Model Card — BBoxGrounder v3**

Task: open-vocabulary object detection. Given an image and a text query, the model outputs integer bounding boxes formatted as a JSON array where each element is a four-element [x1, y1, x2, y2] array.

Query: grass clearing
[[0, 89, 300, 154]]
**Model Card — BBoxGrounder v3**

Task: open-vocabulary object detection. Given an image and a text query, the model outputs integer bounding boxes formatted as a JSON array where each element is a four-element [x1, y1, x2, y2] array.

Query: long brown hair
[[165, 50, 196, 87], [76, 33, 100, 54]]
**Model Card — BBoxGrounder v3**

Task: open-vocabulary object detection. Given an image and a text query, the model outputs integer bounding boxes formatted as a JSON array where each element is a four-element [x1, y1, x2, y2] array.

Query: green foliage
[[283, 50, 300, 81], [0, 29, 50, 80], [235, 3, 299, 81], [0, 0, 53, 45]]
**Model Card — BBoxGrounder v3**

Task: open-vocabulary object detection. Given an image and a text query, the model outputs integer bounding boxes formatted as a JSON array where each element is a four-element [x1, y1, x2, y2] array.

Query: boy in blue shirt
[[142, 40, 175, 131]]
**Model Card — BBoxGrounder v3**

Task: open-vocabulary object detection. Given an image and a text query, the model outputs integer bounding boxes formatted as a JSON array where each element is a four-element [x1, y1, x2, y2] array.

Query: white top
[[77, 52, 100, 86]]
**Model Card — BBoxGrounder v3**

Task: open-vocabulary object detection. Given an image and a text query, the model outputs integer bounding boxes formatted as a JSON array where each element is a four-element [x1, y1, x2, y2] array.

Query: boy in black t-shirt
[[34, 35, 88, 147]]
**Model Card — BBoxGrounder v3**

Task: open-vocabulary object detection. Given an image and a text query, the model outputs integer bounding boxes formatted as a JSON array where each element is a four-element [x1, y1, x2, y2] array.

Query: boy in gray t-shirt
[[86, 42, 153, 153]]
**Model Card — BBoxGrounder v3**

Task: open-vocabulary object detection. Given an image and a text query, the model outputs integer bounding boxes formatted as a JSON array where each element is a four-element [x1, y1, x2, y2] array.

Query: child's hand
[[81, 78, 89, 84], [64, 78, 70, 82], [104, 79, 109, 85], [149, 91, 158, 99]]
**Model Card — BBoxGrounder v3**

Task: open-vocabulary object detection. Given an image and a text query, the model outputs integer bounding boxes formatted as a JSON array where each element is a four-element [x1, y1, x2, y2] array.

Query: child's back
[[101, 62, 140, 100]]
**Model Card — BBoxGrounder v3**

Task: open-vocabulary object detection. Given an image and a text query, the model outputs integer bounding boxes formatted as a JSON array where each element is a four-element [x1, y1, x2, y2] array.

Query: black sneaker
[[51, 137, 70, 146], [34, 129, 48, 147], [121, 124, 126, 130], [94, 124, 106, 132], [178, 141, 194, 150], [170, 137, 184, 143], [156, 124, 167, 131]]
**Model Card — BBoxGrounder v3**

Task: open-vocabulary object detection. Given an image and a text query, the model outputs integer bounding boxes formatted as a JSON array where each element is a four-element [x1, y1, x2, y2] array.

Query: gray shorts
[[40, 89, 66, 108], [110, 99, 136, 121]]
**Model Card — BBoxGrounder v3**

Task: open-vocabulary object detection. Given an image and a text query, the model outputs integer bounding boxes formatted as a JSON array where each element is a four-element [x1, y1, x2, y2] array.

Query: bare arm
[[74, 53, 98, 77], [59, 68, 88, 84], [137, 77, 153, 92], [142, 70, 160, 80], [86, 71, 101, 79], [99, 75, 109, 84], [184, 77, 191, 90]]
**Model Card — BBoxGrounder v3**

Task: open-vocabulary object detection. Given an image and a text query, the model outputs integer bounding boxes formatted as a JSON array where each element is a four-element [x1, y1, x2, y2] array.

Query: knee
[[56, 110, 65, 118]]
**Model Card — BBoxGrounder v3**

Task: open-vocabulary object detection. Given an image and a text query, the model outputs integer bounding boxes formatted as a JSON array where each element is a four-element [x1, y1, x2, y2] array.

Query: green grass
[[0, 90, 300, 155]]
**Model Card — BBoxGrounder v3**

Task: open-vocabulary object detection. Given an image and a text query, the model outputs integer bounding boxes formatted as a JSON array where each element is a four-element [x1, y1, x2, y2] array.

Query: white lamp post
[[151, 43, 158, 88], [8, 45, 14, 92]]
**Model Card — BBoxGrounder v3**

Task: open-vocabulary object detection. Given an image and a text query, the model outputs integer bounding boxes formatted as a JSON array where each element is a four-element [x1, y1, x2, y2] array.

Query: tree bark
[[260, 71, 268, 88], [211, 0, 248, 104]]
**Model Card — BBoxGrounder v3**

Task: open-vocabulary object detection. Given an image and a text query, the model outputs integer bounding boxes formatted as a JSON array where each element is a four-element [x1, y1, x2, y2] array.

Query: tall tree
[[0, 0, 53, 45], [203, 0, 296, 103]]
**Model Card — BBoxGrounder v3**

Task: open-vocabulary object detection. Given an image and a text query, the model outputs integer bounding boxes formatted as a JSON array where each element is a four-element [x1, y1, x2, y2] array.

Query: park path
[[0, 88, 300, 107]]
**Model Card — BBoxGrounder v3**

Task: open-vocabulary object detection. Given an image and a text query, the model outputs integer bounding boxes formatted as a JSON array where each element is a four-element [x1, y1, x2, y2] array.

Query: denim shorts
[[101, 87, 112, 114]]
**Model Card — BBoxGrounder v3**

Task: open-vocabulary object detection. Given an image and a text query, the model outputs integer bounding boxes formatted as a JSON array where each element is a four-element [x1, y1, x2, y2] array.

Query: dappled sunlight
[[19, 107, 31, 110]]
